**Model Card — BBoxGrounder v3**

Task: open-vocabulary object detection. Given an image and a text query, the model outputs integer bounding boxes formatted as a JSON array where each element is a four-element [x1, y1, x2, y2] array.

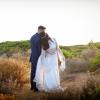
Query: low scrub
[[0, 58, 29, 94]]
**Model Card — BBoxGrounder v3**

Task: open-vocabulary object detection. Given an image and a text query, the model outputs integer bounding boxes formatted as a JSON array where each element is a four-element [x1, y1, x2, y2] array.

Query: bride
[[33, 32, 66, 92]]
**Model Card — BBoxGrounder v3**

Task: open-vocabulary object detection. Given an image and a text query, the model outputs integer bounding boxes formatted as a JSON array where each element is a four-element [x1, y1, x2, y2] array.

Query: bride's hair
[[40, 32, 51, 50]]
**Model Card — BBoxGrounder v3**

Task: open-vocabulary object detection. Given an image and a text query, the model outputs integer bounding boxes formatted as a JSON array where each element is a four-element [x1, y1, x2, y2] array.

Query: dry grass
[[0, 55, 100, 100], [4, 76, 99, 100], [0, 94, 15, 100], [0, 57, 30, 94]]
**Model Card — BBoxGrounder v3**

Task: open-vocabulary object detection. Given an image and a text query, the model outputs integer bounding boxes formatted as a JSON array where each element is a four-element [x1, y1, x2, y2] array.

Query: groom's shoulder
[[30, 33, 39, 40], [30, 33, 41, 44]]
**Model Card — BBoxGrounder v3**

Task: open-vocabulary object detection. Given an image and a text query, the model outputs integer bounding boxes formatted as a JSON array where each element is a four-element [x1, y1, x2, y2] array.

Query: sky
[[0, 0, 100, 46]]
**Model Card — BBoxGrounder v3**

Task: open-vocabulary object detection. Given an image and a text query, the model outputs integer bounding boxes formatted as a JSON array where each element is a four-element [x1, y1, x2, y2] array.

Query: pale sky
[[0, 0, 100, 46]]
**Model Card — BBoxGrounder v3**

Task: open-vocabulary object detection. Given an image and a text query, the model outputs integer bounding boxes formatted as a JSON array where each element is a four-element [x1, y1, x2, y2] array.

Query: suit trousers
[[30, 62, 38, 90]]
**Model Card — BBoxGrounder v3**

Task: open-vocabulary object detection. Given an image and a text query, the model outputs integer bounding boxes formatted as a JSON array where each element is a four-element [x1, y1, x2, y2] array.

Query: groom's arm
[[30, 37, 39, 63]]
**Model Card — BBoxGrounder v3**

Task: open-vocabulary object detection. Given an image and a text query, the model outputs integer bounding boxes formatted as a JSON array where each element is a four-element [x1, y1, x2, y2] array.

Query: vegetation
[[95, 42, 100, 49], [0, 58, 29, 94], [61, 48, 77, 58], [0, 74, 100, 100], [1, 40, 99, 58], [0, 40, 30, 56], [0, 40, 100, 100], [89, 52, 100, 71]]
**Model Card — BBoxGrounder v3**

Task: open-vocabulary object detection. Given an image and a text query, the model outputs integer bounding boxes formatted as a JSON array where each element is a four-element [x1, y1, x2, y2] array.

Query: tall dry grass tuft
[[0, 57, 30, 94], [0, 94, 15, 100]]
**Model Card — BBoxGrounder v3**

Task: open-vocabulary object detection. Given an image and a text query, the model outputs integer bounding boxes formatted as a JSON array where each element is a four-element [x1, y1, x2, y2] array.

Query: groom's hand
[[58, 59, 61, 66]]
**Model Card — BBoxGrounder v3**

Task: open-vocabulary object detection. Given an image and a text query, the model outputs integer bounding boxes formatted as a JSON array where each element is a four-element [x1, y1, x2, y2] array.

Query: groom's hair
[[40, 32, 51, 50], [38, 25, 46, 30]]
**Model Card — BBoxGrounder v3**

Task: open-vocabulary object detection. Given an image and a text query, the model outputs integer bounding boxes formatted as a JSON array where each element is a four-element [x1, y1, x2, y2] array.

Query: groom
[[29, 25, 46, 92]]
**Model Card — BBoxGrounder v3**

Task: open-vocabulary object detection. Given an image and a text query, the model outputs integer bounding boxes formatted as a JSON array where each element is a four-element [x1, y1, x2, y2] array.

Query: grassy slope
[[0, 40, 100, 57], [0, 40, 30, 55]]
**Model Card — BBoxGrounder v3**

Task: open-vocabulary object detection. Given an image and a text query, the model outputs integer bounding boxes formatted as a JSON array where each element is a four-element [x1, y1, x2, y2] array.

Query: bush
[[95, 42, 100, 49], [91, 86, 100, 100], [0, 40, 30, 56], [65, 58, 89, 73], [0, 58, 29, 94], [62, 49, 77, 58], [89, 52, 100, 72], [0, 94, 15, 100], [81, 49, 97, 60]]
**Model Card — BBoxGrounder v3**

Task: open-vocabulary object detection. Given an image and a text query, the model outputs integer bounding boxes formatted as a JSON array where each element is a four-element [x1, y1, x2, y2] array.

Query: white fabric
[[33, 38, 66, 92]]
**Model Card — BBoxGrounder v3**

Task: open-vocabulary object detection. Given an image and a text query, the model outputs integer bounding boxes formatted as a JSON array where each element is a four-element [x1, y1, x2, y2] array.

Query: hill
[[0, 40, 30, 56], [0, 40, 100, 58]]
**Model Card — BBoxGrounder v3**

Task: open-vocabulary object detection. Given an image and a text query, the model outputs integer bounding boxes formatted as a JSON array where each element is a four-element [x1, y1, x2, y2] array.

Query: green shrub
[[95, 42, 100, 49], [0, 40, 30, 56], [61, 49, 77, 58], [91, 86, 100, 100], [89, 52, 100, 71]]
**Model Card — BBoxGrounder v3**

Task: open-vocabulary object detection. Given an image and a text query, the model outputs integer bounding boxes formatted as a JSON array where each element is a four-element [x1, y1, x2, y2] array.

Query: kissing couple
[[30, 25, 65, 92]]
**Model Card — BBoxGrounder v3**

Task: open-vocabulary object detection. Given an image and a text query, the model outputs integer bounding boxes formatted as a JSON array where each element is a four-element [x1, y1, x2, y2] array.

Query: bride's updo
[[40, 32, 51, 50]]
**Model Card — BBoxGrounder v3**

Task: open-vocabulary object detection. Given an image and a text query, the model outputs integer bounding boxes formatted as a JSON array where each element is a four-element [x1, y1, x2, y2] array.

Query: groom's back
[[30, 33, 41, 63]]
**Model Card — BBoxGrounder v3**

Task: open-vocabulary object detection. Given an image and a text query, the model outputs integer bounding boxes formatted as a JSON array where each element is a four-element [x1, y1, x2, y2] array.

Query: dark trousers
[[30, 62, 38, 90]]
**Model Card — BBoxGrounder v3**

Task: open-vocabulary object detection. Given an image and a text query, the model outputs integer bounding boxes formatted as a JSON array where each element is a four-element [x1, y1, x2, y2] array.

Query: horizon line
[[0, 40, 100, 47]]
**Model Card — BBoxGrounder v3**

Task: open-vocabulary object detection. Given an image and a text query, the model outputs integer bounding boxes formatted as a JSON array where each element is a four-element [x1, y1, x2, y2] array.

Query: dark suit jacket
[[30, 33, 41, 65]]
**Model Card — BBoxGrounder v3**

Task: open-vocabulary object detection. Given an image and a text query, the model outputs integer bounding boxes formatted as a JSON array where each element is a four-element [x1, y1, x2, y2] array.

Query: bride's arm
[[58, 47, 66, 71], [54, 39, 66, 71]]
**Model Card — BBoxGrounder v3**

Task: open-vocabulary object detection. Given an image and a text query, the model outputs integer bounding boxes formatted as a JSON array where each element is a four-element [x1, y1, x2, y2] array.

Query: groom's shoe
[[30, 88, 39, 92], [33, 88, 39, 92], [30, 87, 34, 91]]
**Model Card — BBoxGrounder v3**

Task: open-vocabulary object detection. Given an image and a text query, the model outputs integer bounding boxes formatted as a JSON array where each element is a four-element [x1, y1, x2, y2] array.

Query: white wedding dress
[[33, 38, 65, 92]]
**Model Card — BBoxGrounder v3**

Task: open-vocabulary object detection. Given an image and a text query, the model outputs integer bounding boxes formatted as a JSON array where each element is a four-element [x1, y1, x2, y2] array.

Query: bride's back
[[41, 38, 57, 56], [48, 38, 57, 51]]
